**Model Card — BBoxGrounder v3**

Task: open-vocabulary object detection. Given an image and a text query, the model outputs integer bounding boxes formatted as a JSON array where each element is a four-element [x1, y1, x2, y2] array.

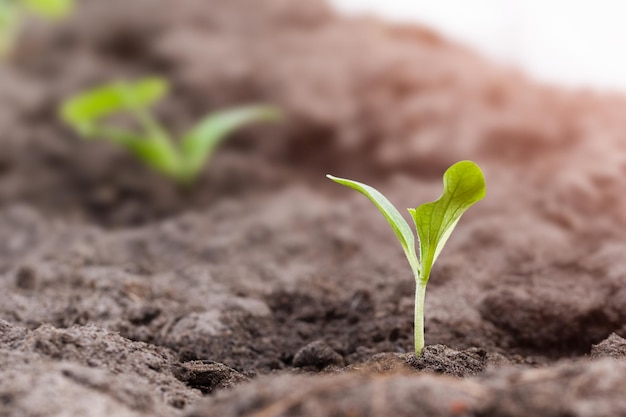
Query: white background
[[330, 0, 626, 91]]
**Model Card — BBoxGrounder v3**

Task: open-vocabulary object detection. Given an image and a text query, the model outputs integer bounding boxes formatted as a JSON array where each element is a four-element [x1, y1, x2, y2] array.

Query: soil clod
[[174, 360, 250, 393], [292, 340, 345, 370]]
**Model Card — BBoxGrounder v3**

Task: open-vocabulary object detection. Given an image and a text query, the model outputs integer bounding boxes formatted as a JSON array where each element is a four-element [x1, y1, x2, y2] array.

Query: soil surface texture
[[2, 0, 626, 416]]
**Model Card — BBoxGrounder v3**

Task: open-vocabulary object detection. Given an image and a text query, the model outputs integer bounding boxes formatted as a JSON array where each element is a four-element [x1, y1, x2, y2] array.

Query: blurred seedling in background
[[328, 161, 486, 355], [61, 77, 281, 185], [0, 0, 73, 57]]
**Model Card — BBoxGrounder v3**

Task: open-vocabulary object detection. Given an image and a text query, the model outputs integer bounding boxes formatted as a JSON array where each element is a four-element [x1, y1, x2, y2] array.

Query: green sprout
[[0, 0, 74, 57], [328, 161, 486, 355], [60, 77, 281, 184]]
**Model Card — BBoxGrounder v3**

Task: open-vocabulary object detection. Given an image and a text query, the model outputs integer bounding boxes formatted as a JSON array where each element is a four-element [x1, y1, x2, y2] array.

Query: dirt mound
[[189, 358, 626, 417], [0, 320, 200, 415]]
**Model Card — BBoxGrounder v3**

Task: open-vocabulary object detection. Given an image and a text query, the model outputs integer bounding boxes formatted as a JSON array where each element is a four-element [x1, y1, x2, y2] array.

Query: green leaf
[[179, 105, 281, 181], [22, 0, 74, 19], [60, 77, 169, 136], [409, 160, 486, 283], [0, 2, 19, 57], [327, 174, 420, 275]]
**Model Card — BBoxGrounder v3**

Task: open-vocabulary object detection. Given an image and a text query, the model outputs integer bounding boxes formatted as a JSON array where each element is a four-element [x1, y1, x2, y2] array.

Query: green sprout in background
[[0, 0, 74, 57], [61, 77, 281, 185], [328, 161, 486, 355]]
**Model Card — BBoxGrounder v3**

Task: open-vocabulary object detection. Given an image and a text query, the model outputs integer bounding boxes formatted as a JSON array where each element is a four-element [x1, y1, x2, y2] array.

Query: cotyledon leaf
[[23, 0, 74, 19], [0, 2, 19, 57], [60, 77, 169, 136], [180, 105, 281, 181], [408, 160, 486, 282], [327, 175, 420, 275]]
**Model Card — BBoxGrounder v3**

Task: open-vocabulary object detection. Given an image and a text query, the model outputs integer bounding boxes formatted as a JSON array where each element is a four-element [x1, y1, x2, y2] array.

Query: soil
[[2, 0, 626, 416]]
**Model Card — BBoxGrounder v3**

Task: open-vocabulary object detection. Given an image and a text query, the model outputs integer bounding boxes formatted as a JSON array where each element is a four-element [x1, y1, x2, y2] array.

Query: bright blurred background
[[331, 0, 626, 92]]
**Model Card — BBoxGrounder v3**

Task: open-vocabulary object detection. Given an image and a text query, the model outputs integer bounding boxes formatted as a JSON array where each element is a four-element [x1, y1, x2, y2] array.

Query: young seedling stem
[[328, 161, 486, 354]]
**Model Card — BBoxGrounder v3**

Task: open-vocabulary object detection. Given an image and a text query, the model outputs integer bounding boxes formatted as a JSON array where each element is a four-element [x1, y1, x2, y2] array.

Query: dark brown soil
[[2, 0, 626, 416]]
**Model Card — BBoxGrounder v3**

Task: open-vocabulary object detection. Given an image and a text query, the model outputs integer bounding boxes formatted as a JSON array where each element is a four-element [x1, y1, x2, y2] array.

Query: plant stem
[[414, 279, 427, 355]]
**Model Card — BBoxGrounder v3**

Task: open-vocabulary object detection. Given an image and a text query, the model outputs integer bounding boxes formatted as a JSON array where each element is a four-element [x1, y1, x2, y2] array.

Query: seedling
[[60, 77, 281, 184], [328, 161, 486, 354], [0, 0, 74, 57]]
